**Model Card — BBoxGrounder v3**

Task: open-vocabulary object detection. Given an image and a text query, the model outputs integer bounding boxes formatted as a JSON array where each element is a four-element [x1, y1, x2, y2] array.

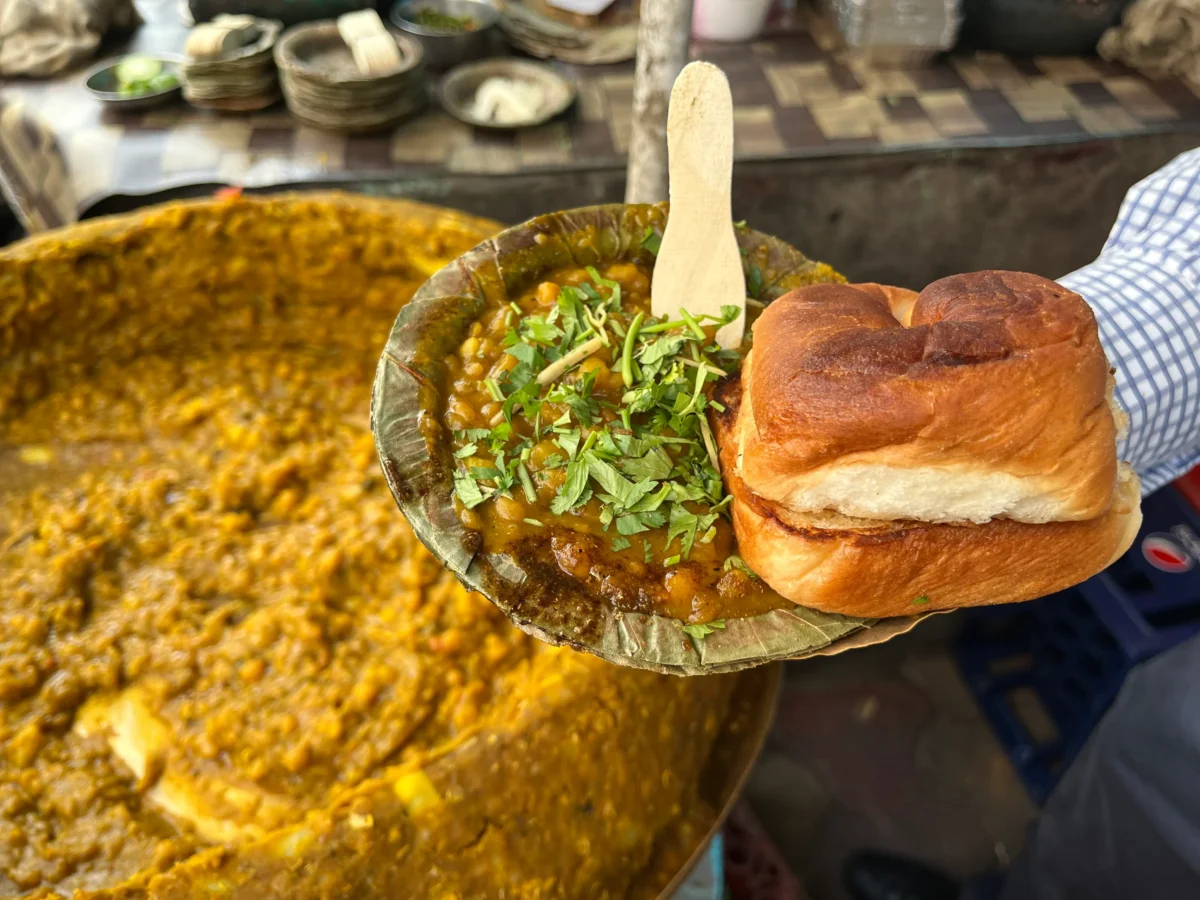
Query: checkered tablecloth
[[4, 9, 1200, 232]]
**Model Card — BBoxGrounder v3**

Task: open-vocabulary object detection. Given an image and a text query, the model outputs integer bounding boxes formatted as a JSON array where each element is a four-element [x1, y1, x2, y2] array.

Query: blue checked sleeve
[[1059, 149, 1200, 496]]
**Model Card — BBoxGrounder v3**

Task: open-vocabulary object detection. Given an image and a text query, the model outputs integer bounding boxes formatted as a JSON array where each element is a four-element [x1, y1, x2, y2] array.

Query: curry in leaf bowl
[[372, 203, 921, 674]]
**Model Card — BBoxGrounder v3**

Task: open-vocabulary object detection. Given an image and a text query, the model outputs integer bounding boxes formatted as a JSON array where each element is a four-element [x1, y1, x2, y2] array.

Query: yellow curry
[[444, 251, 784, 626], [0, 196, 749, 899]]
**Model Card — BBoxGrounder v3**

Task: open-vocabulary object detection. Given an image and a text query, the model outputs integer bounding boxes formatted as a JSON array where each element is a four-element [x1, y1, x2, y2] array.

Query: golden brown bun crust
[[714, 375, 1142, 618], [741, 271, 1117, 522]]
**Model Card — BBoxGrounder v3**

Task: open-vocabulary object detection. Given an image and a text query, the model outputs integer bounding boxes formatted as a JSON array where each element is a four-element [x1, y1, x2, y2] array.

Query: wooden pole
[[624, 0, 694, 204]]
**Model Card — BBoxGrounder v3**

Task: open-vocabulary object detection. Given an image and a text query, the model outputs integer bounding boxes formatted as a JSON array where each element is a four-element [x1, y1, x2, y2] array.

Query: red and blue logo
[[1142, 533, 1195, 574]]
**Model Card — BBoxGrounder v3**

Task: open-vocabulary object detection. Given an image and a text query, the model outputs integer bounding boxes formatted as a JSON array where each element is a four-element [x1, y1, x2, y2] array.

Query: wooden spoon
[[651, 61, 744, 349]]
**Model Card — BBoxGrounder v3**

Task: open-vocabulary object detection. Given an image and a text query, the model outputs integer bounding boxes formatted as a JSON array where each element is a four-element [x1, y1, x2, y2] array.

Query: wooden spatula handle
[[651, 61, 745, 349]]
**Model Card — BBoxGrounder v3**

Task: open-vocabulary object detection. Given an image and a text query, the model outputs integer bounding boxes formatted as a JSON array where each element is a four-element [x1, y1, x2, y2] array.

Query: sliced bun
[[736, 272, 1119, 525], [721, 444, 1141, 618], [715, 270, 1143, 618]]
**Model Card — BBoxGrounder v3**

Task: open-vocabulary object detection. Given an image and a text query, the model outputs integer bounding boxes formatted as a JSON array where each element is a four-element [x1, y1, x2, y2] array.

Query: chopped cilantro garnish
[[746, 264, 763, 298], [453, 469, 487, 509], [681, 619, 726, 640], [550, 456, 590, 514], [912, 595, 930, 605], [724, 555, 759, 579], [523, 518, 544, 527], [522, 315, 562, 346], [451, 262, 746, 569]]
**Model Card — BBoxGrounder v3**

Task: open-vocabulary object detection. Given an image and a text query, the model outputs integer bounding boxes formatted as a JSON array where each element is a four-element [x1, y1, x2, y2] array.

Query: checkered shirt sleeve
[[1059, 148, 1200, 496]]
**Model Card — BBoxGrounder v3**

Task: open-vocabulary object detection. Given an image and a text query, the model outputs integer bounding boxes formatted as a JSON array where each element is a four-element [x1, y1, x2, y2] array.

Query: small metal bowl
[[439, 58, 575, 129], [84, 55, 183, 111], [389, 0, 499, 71]]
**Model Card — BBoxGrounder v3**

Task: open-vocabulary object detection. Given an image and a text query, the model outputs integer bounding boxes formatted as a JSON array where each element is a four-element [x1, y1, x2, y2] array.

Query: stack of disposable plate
[[181, 17, 284, 111], [274, 21, 426, 132]]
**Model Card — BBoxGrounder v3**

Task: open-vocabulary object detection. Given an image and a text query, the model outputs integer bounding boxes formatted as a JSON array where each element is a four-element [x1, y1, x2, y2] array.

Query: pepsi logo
[[1142, 534, 1195, 573]]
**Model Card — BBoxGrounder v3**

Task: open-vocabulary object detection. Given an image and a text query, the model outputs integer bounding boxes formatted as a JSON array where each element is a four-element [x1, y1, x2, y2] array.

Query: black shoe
[[843, 850, 961, 900]]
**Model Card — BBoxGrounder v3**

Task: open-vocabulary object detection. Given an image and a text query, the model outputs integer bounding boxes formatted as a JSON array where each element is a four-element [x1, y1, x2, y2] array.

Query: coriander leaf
[[505, 341, 541, 367], [454, 443, 478, 459], [616, 514, 649, 535], [639, 335, 686, 366], [617, 447, 673, 480], [523, 518, 544, 527], [667, 504, 699, 559], [611, 536, 632, 552], [463, 428, 491, 442], [487, 422, 513, 447], [912, 595, 931, 605], [622, 383, 661, 415], [669, 483, 707, 503], [522, 315, 563, 346], [550, 456, 589, 514], [613, 433, 661, 457], [718, 304, 742, 325], [643, 539, 653, 563], [594, 430, 623, 459], [628, 483, 671, 513], [502, 378, 541, 423], [584, 453, 642, 509], [453, 469, 487, 509], [540, 452, 566, 469], [746, 264, 763, 297], [724, 554, 760, 579], [491, 451, 517, 493], [637, 509, 667, 529], [556, 429, 582, 459], [681, 620, 726, 640], [586, 266, 621, 309], [557, 289, 586, 342]]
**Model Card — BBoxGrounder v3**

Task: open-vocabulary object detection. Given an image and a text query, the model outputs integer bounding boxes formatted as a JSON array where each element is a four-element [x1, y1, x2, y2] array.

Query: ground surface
[[747, 616, 1037, 900]]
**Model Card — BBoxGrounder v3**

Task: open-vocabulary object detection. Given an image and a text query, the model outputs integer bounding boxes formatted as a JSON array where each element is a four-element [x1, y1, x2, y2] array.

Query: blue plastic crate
[[957, 481, 1200, 803]]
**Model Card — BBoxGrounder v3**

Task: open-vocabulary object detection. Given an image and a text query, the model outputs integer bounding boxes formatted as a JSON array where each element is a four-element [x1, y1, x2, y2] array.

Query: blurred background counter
[[3, 0, 1200, 287]]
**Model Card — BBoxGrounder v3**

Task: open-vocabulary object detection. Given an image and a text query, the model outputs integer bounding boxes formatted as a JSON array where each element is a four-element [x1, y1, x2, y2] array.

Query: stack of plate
[[274, 22, 426, 132], [181, 18, 284, 111]]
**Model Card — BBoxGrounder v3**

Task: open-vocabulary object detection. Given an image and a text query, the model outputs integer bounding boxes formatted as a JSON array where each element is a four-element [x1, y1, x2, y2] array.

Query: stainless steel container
[[389, 0, 500, 71]]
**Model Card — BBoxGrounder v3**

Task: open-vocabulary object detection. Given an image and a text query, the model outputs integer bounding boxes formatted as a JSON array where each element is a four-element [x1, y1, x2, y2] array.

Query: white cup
[[692, 0, 773, 42]]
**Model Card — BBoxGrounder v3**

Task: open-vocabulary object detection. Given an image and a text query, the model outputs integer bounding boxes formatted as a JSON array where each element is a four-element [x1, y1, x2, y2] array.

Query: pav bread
[[714, 271, 1142, 618]]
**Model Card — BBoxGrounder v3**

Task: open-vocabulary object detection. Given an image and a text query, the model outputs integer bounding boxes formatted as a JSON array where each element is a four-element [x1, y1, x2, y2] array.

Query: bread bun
[[734, 272, 1118, 524], [715, 271, 1142, 617]]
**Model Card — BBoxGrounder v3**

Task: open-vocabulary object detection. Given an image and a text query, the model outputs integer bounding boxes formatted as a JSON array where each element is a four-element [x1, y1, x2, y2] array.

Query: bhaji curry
[[444, 237, 784, 627], [0, 196, 753, 899]]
